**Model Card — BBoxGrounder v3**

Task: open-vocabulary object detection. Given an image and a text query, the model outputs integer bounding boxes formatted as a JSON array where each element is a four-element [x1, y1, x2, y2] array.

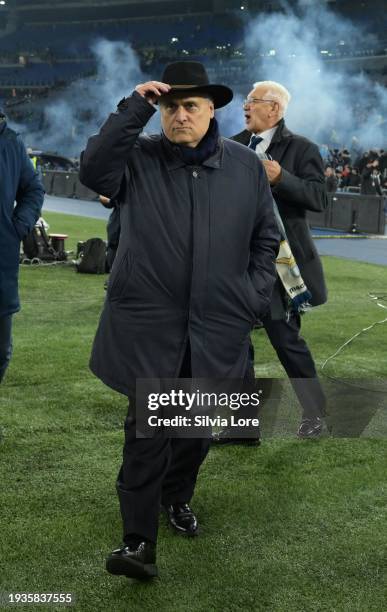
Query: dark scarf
[[166, 118, 220, 166]]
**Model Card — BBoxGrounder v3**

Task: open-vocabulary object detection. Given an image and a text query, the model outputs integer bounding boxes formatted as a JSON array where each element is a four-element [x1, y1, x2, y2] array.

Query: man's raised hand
[[135, 81, 171, 105]]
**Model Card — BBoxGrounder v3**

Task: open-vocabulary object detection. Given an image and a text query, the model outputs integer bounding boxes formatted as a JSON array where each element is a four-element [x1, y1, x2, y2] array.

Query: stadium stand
[[0, 0, 385, 173], [0, 0, 385, 91], [0, 61, 95, 87]]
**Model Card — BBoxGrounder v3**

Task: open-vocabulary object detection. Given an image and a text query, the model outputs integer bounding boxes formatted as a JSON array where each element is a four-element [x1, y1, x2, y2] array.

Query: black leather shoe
[[297, 417, 323, 439], [163, 503, 199, 536], [212, 428, 260, 446], [106, 542, 158, 579]]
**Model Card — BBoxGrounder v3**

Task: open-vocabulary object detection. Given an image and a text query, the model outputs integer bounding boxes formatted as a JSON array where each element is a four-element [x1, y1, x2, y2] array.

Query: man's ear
[[269, 101, 280, 119]]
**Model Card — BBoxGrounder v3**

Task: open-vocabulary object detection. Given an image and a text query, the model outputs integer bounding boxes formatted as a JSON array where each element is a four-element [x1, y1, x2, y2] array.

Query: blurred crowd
[[321, 143, 387, 195]]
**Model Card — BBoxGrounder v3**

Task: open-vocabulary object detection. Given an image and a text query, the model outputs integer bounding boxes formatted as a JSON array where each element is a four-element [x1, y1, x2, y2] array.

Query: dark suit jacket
[[360, 167, 383, 195], [232, 119, 328, 316]]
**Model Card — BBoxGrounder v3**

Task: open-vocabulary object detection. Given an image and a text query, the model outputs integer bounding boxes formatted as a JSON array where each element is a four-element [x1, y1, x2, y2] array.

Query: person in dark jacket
[[343, 167, 361, 189], [80, 62, 280, 580], [361, 160, 383, 195], [324, 166, 338, 193], [214, 79, 328, 443], [0, 112, 44, 383]]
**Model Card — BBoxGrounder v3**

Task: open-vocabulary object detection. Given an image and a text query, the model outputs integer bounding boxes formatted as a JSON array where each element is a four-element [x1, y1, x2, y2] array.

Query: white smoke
[[17, 39, 149, 156], [215, 92, 245, 138], [241, 2, 387, 148], [12, 2, 387, 155], [15, 37, 245, 155]]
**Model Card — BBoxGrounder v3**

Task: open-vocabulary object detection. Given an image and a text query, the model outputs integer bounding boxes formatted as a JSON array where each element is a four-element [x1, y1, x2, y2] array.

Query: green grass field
[[0, 211, 386, 612]]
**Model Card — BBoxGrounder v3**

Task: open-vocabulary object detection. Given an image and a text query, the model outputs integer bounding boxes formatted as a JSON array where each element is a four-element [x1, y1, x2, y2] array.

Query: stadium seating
[[0, 16, 242, 58], [0, 61, 94, 87]]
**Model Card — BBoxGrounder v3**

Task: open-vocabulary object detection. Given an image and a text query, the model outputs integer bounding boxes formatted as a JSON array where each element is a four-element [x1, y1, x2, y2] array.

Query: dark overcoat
[[80, 92, 280, 396], [232, 119, 328, 315], [0, 121, 44, 317]]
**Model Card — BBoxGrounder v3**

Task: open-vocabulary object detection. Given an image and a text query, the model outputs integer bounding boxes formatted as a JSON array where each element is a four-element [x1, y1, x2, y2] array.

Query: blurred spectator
[[343, 167, 361, 189], [324, 166, 338, 192], [335, 166, 344, 190], [369, 149, 380, 162], [357, 150, 379, 173], [341, 163, 351, 181], [329, 148, 341, 167], [379, 149, 387, 175], [341, 149, 351, 165], [361, 160, 383, 195]]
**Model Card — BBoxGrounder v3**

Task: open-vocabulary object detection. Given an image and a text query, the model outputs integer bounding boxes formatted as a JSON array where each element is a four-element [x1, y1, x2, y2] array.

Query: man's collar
[[201, 141, 223, 168], [161, 132, 223, 169], [269, 118, 292, 143], [231, 118, 293, 146], [253, 125, 278, 145], [250, 118, 293, 145]]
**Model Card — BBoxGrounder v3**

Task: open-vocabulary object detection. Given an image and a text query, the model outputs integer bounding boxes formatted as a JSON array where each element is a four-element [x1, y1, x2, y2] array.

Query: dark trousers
[[0, 315, 13, 384], [246, 313, 326, 420], [116, 346, 211, 544]]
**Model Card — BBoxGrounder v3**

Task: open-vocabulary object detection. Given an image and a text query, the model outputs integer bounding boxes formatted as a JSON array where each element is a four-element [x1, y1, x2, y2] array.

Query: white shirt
[[249, 126, 278, 157]]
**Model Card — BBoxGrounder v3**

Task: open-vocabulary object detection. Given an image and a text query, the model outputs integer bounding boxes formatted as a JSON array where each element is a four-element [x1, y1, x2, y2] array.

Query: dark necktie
[[248, 135, 263, 150]]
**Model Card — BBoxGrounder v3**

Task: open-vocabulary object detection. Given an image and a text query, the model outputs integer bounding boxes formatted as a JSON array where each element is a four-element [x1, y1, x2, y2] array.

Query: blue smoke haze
[[13, 1, 386, 156], [242, 3, 386, 148]]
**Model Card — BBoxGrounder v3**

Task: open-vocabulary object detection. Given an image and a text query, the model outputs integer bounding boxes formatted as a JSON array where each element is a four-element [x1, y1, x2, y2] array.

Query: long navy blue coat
[[0, 121, 44, 316], [80, 93, 280, 396]]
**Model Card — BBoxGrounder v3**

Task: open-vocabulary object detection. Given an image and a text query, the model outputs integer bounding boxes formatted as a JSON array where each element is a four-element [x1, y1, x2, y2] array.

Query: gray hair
[[253, 80, 291, 115]]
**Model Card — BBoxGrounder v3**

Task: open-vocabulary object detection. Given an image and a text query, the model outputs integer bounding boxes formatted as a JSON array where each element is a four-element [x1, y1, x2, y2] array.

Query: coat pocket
[[11, 220, 21, 241], [108, 250, 134, 300], [243, 274, 262, 321]]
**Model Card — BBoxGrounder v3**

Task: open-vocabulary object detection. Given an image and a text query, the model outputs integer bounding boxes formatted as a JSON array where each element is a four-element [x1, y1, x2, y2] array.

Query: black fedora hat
[[160, 61, 233, 109]]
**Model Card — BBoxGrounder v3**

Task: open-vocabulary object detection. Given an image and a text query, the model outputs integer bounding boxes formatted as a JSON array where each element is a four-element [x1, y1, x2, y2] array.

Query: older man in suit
[[214, 80, 328, 442]]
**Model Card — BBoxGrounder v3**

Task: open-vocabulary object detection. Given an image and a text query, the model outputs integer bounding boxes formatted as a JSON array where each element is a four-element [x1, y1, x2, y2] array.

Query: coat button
[[192, 171, 198, 178]]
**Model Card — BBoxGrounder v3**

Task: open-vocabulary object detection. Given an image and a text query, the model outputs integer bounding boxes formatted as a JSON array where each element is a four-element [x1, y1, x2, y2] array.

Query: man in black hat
[[80, 62, 280, 579]]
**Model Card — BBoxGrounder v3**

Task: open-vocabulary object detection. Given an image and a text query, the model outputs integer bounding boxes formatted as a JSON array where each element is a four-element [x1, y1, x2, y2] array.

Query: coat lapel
[[267, 120, 293, 165], [231, 120, 294, 164], [231, 130, 251, 146]]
